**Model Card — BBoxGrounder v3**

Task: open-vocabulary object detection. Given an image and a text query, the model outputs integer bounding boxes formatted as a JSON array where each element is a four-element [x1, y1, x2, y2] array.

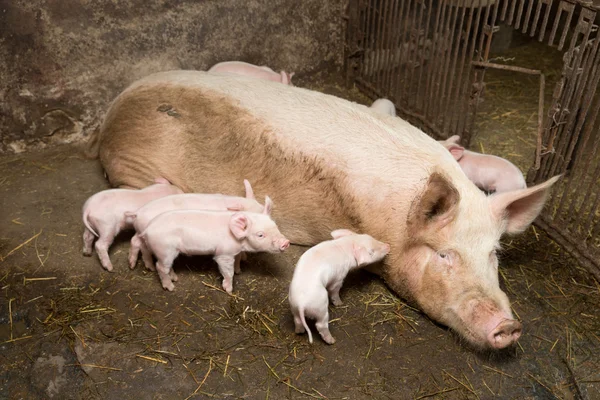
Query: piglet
[[82, 178, 183, 271], [289, 229, 390, 344], [126, 180, 264, 272], [208, 61, 295, 85], [140, 197, 290, 292], [440, 135, 527, 193], [370, 98, 396, 117]]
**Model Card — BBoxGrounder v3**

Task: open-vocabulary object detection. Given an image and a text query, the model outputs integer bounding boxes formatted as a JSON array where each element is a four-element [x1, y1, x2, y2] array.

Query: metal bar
[[437, 3, 462, 132], [534, 73, 546, 170], [557, 1, 575, 51], [424, 0, 448, 122], [382, 0, 400, 95], [471, 60, 542, 74], [538, 0, 553, 42], [448, 2, 476, 135], [515, 0, 526, 30], [522, 0, 535, 33], [457, 0, 485, 137], [416, 0, 435, 111]]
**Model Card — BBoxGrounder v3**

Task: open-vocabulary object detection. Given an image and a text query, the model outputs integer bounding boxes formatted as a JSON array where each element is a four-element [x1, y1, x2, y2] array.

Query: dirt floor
[[1, 70, 600, 400]]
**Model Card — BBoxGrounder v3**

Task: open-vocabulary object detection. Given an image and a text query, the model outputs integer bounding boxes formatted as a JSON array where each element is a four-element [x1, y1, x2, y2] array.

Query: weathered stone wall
[[0, 0, 347, 153]]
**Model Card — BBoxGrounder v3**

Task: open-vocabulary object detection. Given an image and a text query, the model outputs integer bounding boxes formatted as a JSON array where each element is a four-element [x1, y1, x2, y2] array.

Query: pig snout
[[279, 239, 290, 252], [488, 318, 522, 349]]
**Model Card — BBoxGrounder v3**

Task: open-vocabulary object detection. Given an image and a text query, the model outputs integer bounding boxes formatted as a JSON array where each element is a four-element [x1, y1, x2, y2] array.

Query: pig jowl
[[96, 71, 560, 350]]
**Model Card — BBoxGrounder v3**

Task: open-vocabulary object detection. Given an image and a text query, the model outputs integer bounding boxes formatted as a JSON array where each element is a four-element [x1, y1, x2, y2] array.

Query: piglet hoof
[[82, 249, 92, 257], [321, 334, 336, 345], [222, 280, 233, 294], [102, 264, 114, 273], [295, 326, 305, 334], [332, 298, 343, 306], [170, 272, 179, 282], [161, 281, 175, 291]]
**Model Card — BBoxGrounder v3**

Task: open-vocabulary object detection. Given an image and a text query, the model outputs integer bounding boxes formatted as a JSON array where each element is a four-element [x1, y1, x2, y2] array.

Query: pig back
[[99, 70, 470, 245]]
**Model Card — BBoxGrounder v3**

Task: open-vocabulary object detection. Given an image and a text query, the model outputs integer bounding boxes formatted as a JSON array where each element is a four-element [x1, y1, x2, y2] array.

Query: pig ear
[[352, 244, 370, 266], [229, 213, 249, 240], [446, 144, 465, 161], [263, 196, 273, 215], [154, 177, 170, 185], [243, 179, 255, 199], [446, 135, 461, 144], [407, 172, 460, 235], [331, 229, 356, 239], [490, 175, 560, 235]]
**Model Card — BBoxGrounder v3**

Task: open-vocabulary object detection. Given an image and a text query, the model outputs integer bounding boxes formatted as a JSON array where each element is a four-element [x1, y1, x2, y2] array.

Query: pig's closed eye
[[256, 232, 265, 238]]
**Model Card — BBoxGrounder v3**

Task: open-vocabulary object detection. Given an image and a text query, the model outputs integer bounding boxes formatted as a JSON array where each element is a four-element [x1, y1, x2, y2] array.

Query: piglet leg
[[128, 234, 142, 269], [140, 241, 156, 271], [82, 228, 95, 256], [94, 226, 118, 272], [315, 308, 335, 344], [214, 255, 236, 294], [327, 280, 344, 306]]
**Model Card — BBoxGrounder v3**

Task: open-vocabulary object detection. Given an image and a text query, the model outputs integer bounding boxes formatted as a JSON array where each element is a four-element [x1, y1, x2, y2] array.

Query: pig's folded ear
[[490, 175, 560, 235], [154, 177, 170, 185], [243, 179, 255, 199], [263, 196, 273, 215], [331, 229, 356, 239], [229, 213, 249, 240], [407, 172, 460, 235], [352, 244, 369, 266], [445, 144, 465, 161], [227, 204, 244, 212]]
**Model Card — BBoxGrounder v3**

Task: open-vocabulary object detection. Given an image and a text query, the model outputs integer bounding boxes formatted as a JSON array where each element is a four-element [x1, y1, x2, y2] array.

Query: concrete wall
[[0, 0, 347, 153]]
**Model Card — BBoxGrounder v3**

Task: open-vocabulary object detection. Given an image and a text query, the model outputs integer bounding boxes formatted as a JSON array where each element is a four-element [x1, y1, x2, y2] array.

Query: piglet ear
[[489, 175, 560, 235], [154, 177, 170, 185], [229, 213, 249, 240], [263, 196, 273, 215], [331, 229, 356, 239], [446, 144, 465, 161], [353, 244, 369, 266], [243, 179, 255, 199]]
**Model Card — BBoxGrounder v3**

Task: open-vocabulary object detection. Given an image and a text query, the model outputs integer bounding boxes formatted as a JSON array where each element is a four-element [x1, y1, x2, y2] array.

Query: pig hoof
[[322, 335, 336, 345], [162, 282, 175, 291], [82, 249, 92, 256], [295, 326, 306, 334], [170, 273, 178, 282], [332, 299, 343, 306]]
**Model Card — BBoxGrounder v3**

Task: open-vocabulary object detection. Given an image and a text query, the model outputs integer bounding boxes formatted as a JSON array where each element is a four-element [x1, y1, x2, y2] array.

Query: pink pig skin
[[82, 177, 183, 271], [440, 135, 527, 193], [289, 229, 390, 344], [126, 179, 264, 271], [208, 61, 295, 85], [140, 199, 290, 292]]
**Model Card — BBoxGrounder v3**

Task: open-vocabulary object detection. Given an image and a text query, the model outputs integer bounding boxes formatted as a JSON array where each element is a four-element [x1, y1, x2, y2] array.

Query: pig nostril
[[490, 320, 522, 348], [280, 241, 290, 251]]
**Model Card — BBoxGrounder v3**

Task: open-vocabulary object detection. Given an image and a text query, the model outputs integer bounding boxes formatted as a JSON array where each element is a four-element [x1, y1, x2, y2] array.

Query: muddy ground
[[1, 71, 600, 400]]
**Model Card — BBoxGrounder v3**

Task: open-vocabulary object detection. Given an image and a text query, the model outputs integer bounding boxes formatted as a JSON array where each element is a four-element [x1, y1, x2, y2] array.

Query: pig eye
[[256, 232, 265, 238], [439, 252, 447, 259]]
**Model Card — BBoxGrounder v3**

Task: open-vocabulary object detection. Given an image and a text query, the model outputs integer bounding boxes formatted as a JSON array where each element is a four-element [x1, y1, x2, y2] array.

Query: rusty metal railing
[[345, 0, 600, 279]]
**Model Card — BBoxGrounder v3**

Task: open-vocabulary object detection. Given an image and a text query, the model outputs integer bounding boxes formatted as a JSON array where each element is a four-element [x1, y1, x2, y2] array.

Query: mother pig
[[96, 70, 558, 350]]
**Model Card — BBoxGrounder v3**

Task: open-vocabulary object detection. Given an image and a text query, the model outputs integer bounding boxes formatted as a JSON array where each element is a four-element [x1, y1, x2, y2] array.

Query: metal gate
[[345, 0, 600, 279]]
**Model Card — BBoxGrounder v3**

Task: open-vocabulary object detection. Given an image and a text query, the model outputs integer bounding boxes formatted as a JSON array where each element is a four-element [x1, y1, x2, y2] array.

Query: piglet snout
[[488, 319, 522, 349], [279, 239, 290, 252]]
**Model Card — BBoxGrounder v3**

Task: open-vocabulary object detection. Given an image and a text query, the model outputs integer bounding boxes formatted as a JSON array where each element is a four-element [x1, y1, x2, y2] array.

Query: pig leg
[[82, 228, 95, 256], [94, 226, 118, 272], [214, 255, 236, 294], [327, 280, 344, 306], [293, 312, 306, 334], [128, 234, 142, 269], [155, 254, 177, 291], [315, 308, 335, 344], [140, 241, 156, 271], [234, 253, 242, 275]]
